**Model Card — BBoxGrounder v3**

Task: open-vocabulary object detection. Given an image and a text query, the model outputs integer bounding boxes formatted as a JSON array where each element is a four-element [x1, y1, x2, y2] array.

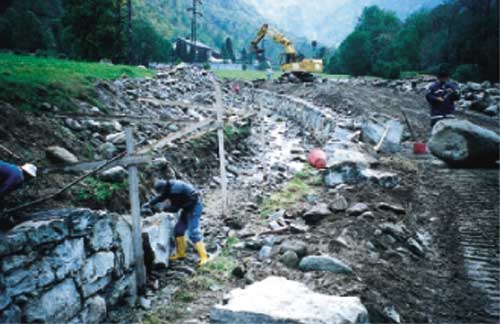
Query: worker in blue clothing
[[142, 179, 208, 266], [0, 160, 37, 200], [426, 69, 461, 127]]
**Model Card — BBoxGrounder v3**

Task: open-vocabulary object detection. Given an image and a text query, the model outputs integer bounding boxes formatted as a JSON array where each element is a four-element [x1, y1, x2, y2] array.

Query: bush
[[400, 71, 419, 79], [373, 60, 402, 79], [202, 62, 211, 70], [452, 64, 482, 82]]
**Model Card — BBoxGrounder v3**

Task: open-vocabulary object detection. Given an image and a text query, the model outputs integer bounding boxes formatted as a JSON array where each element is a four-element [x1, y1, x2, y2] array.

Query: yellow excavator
[[250, 24, 323, 82]]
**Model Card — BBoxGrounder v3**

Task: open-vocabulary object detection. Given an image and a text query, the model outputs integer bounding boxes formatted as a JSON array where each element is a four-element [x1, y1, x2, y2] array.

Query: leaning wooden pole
[[213, 79, 228, 216], [125, 127, 146, 294]]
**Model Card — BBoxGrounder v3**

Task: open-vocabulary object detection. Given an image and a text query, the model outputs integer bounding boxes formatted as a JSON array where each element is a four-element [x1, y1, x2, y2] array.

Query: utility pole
[[187, 0, 202, 63], [127, 0, 132, 64]]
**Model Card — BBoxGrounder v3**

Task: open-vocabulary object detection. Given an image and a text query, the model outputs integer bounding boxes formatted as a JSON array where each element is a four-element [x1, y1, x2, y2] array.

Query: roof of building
[[177, 38, 213, 51]]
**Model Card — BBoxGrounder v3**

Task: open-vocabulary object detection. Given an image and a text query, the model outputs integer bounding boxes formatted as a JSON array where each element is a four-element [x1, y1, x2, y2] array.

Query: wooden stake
[[0, 144, 22, 161], [213, 79, 228, 216], [374, 123, 391, 153], [125, 127, 146, 293]]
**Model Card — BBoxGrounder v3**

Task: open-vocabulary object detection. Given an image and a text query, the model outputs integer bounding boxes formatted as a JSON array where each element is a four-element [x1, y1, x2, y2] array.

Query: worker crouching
[[0, 160, 37, 201], [143, 179, 208, 267]]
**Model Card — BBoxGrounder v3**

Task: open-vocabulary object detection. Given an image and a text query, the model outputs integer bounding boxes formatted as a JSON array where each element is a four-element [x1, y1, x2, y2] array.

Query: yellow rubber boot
[[195, 241, 209, 267], [170, 236, 187, 262]]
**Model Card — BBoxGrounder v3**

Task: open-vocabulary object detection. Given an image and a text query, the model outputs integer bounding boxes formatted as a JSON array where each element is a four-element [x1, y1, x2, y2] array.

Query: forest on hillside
[[327, 0, 499, 81], [0, 0, 175, 65]]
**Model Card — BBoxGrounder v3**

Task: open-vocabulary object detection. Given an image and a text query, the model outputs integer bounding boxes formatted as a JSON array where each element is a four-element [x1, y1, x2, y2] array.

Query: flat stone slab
[[211, 276, 368, 324]]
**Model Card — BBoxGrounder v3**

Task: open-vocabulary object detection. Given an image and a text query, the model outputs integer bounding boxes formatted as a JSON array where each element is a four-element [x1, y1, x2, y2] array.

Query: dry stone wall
[[0, 208, 138, 323], [248, 89, 336, 142]]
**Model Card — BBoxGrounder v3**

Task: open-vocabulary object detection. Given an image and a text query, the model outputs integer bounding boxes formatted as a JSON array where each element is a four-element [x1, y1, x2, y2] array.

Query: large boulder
[[303, 203, 331, 225], [362, 120, 403, 153], [429, 119, 500, 167], [211, 276, 369, 324], [324, 162, 399, 188], [142, 213, 171, 270], [299, 255, 353, 274], [46, 146, 79, 164]]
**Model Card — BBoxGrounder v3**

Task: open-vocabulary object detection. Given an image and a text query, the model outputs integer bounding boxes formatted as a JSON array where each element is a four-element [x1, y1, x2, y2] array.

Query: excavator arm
[[251, 24, 297, 56]]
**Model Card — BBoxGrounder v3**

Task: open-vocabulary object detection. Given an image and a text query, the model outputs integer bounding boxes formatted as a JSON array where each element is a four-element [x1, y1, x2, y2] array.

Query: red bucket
[[308, 149, 327, 170], [413, 142, 427, 154]]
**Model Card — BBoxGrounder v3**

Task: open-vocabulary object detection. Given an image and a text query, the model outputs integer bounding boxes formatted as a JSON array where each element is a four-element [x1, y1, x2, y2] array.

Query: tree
[[63, 0, 117, 61], [131, 18, 172, 65], [338, 31, 372, 76], [225, 37, 235, 62], [240, 48, 248, 64], [15, 11, 45, 52]]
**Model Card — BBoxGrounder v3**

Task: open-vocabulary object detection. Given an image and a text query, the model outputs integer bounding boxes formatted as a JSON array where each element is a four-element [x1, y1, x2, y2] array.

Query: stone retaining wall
[[0, 209, 137, 323], [248, 89, 336, 142]]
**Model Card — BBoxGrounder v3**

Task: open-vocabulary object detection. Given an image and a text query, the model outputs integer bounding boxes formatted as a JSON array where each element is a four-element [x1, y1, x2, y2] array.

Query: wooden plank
[[125, 128, 146, 293], [213, 80, 228, 215], [137, 119, 214, 155], [42, 155, 152, 174], [54, 113, 194, 124]]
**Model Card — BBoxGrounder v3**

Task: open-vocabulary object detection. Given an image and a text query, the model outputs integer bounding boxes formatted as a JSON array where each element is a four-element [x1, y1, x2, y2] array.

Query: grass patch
[[224, 125, 251, 141], [0, 53, 153, 112], [199, 235, 239, 280], [314, 73, 350, 79], [400, 71, 420, 79], [260, 165, 321, 218], [77, 177, 128, 202], [214, 69, 351, 81], [214, 69, 282, 81], [174, 291, 196, 303]]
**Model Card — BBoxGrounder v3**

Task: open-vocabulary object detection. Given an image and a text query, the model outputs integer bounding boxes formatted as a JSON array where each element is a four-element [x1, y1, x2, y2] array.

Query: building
[[174, 38, 221, 63]]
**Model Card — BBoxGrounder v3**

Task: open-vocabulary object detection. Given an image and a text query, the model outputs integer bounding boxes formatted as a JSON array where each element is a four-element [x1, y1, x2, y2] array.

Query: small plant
[[77, 177, 128, 202], [85, 143, 95, 160], [174, 291, 196, 303]]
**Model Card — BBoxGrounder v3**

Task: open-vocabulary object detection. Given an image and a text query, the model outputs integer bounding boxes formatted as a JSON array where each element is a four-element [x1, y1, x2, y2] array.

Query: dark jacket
[[426, 81, 460, 116], [0, 161, 24, 198], [149, 180, 199, 210]]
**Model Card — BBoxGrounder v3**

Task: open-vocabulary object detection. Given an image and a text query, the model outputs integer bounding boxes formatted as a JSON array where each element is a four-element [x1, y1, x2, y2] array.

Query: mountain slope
[[246, 0, 445, 46], [135, 0, 313, 63]]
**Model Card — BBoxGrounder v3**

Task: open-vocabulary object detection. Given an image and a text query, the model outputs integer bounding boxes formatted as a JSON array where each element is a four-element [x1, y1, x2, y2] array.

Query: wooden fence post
[[125, 127, 146, 293], [213, 80, 228, 215]]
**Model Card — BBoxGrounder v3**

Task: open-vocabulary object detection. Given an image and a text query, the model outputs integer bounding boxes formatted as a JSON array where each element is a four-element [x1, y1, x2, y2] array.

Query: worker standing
[[142, 179, 208, 266], [0, 160, 37, 200], [426, 69, 460, 127]]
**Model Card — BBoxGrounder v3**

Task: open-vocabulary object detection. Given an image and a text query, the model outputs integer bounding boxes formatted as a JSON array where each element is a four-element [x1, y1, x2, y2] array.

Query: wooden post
[[125, 127, 146, 293], [213, 80, 228, 215]]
